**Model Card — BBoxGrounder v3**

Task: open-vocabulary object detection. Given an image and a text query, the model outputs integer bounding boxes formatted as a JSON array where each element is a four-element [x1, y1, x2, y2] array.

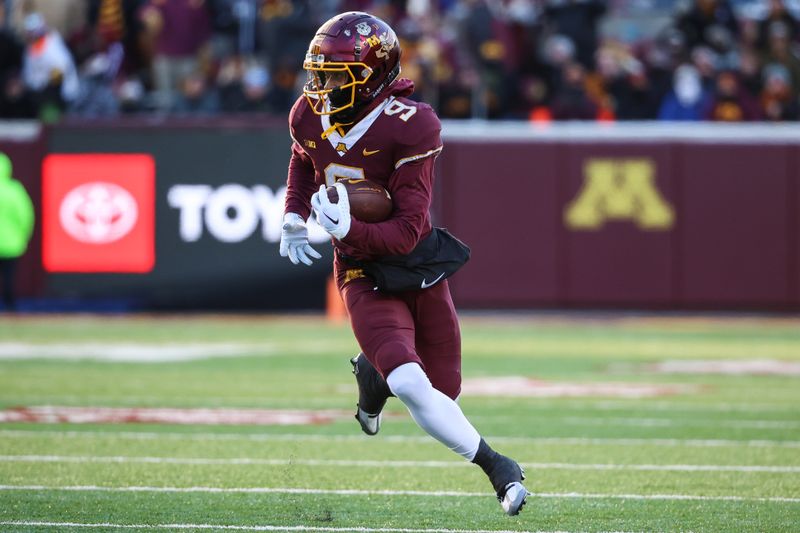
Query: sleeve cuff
[[341, 218, 366, 246]]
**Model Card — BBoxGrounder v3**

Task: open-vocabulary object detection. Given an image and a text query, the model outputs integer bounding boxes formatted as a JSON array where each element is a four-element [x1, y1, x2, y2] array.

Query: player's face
[[324, 71, 349, 90], [307, 68, 349, 92]]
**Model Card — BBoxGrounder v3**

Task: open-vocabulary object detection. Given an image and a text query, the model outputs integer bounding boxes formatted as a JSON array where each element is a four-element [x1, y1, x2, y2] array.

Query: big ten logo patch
[[42, 154, 156, 273], [564, 159, 675, 230]]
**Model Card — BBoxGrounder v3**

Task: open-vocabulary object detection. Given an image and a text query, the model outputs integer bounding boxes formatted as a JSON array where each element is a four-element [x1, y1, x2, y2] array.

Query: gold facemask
[[302, 53, 373, 116]]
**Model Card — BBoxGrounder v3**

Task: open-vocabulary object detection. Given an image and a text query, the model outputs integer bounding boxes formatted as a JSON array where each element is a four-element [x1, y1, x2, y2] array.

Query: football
[[327, 178, 393, 223]]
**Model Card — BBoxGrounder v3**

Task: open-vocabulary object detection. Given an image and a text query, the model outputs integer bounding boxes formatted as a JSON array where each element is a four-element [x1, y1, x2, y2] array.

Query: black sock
[[471, 438, 499, 472], [472, 437, 524, 497]]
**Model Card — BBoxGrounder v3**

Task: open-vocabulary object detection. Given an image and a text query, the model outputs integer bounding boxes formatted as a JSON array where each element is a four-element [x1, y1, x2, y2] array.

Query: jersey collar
[[321, 97, 395, 156]]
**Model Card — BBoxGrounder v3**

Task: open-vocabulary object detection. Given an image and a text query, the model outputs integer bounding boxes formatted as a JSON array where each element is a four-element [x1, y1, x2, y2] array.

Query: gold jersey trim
[[394, 146, 443, 170]]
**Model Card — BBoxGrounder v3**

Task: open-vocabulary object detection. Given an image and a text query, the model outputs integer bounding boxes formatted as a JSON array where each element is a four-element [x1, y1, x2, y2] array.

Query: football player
[[279, 11, 529, 516]]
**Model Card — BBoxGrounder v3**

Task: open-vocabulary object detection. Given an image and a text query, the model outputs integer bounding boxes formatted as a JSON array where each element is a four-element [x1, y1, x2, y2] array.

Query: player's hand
[[311, 183, 351, 240], [279, 212, 322, 266]]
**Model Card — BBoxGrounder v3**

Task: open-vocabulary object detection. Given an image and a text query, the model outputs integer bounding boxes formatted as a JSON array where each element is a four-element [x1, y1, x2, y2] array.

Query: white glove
[[310, 183, 351, 240], [279, 212, 321, 266]]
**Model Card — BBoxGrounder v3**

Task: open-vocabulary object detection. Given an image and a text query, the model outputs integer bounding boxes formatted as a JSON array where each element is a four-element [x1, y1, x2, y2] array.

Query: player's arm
[[281, 112, 322, 266], [341, 153, 437, 256], [284, 141, 318, 221]]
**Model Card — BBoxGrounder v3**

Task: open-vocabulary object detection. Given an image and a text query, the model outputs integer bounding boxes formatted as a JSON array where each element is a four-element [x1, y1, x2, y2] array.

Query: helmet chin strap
[[319, 99, 365, 139], [320, 120, 352, 140], [330, 103, 362, 124]]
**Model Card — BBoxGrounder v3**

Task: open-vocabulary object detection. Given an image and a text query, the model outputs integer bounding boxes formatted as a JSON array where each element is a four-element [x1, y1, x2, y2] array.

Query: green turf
[[0, 314, 799, 532]]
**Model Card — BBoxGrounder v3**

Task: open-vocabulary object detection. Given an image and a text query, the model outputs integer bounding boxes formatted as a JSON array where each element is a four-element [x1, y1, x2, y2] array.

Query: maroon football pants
[[338, 276, 462, 400]]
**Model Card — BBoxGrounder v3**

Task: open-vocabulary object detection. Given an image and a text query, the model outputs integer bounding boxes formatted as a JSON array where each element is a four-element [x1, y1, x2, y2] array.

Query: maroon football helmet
[[303, 12, 401, 116]]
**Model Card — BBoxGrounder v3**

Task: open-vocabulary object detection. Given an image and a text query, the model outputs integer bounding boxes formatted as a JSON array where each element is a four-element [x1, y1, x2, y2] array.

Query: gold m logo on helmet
[[565, 159, 674, 230]]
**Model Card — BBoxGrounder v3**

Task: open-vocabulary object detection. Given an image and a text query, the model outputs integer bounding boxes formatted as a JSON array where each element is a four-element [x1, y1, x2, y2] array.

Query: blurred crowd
[[1, 0, 800, 121]]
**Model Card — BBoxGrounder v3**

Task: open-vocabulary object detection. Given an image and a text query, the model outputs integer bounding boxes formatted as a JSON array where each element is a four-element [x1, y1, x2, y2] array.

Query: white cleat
[[355, 406, 382, 436], [500, 481, 529, 516]]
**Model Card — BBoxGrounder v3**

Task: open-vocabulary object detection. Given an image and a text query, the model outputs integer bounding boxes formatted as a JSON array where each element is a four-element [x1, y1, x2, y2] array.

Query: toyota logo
[[59, 182, 139, 244]]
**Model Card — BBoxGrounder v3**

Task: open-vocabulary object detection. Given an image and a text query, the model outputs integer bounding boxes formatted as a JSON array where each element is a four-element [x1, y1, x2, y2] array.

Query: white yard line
[[0, 342, 274, 362], [2, 429, 800, 448], [0, 521, 615, 533], [2, 455, 800, 473], [585, 400, 800, 413], [466, 415, 800, 430], [0, 485, 797, 503], [559, 417, 800, 430]]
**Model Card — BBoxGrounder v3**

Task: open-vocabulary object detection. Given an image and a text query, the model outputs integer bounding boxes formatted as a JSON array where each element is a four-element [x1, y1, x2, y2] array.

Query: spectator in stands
[[0, 3, 23, 75], [219, 59, 272, 113], [762, 20, 800, 92], [454, 0, 509, 118], [238, 63, 271, 112], [70, 43, 124, 116], [0, 5, 37, 120], [139, 0, 212, 110], [658, 63, 712, 120], [2, 0, 800, 123], [15, 0, 88, 39], [738, 47, 764, 97], [172, 70, 219, 114], [691, 45, 720, 90], [395, 17, 438, 106], [262, 59, 300, 113], [117, 77, 147, 112], [705, 68, 762, 121], [217, 54, 245, 110], [256, 0, 316, 90], [543, 0, 606, 70], [756, 0, 800, 53], [0, 153, 35, 312], [0, 74, 38, 119], [550, 61, 597, 119], [674, 0, 739, 52], [760, 62, 800, 120], [432, 2, 485, 118], [611, 59, 661, 120], [0, 4, 26, 118], [644, 42, 677, 109], [21, 13, 80, 118], [87, 0, 147, 77], [540, 33, 577, 104]]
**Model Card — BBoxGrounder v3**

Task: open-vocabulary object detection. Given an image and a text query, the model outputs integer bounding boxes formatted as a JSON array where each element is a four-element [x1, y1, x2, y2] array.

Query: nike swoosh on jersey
[[362, 148, 381, 156], [420, 272, 445, 289]]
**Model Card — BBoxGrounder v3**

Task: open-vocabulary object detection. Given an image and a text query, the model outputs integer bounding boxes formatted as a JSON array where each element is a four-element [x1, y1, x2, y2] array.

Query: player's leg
[[0, 259, 16, 310], [389, 281, 528, 515], [340, 277, 419, 435], [412, 280, 462, 400], [385, 362, 528, 515]]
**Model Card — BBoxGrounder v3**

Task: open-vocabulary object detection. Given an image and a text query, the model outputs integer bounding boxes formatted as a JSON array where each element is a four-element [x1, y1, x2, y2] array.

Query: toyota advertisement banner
[[46, 124, 333, 310], [43, 154, 155, 273]]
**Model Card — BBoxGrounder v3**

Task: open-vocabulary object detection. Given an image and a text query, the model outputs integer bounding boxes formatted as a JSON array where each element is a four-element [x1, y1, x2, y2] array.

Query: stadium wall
[[1, 119, 797, 310], [439, 122, 800, 310]]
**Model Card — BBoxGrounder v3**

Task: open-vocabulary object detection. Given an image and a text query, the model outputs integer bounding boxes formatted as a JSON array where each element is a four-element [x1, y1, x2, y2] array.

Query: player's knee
[[386, 362, 432, 407], [372, 340, 416, 375], [436, 379, 461, 402]]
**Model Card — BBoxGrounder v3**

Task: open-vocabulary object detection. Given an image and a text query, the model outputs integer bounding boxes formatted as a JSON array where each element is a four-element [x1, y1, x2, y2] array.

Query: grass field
[[0, 313, 799, 532]]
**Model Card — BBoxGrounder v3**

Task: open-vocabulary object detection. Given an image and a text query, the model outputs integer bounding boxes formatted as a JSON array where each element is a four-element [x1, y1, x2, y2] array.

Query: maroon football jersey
[[285, 79, 443, 262]]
